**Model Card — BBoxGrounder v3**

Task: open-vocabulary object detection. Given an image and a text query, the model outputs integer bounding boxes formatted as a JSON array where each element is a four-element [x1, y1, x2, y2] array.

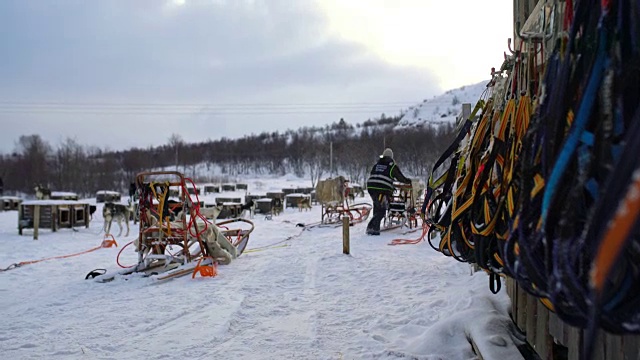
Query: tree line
[[0, 116, 456, 198]]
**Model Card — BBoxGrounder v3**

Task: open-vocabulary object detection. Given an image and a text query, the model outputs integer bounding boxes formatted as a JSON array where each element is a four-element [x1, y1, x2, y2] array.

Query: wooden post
[[51, 205, 57, 232], [33, 205, 40, 240], [18, 204, 24, 235], [342, 216, 350, 255]]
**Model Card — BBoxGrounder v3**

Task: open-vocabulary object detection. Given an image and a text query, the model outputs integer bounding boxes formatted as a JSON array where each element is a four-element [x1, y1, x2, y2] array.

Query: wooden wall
[[506, 278, 640, 360]]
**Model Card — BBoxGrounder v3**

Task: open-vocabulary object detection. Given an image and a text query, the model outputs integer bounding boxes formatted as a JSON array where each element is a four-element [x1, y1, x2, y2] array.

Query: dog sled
[[313, 176, 371, 227], [92, 171, 254, 283], [381, 180, 424, 232]]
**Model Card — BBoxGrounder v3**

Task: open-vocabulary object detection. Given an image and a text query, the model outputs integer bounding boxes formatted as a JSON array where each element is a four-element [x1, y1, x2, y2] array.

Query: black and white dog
[[102, 202, 133, 237], [239, 199, 256, 219], [34, 184, 51, 200], [89, 205, 97, 220]]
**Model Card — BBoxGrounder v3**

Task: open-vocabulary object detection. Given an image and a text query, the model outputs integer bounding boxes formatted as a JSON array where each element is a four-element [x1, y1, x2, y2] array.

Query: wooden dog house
[[294, 187, 314, 195], [255, 198, 273, 214], [221, 183, 236, 191], [281, 188, 297, 196], [215, 197, 242, 206], [211, 197, 242, 219], [245, 194, 266, 203], [285, 193, 311, 208], [181, 185, 199, 196], [18, 200, 91, 239], [203, 184, 221, 194], [1, 196, 22, 211], [50, 191, 79, 201], [266, 192, 285, 201], [96, 190, 121, 203]]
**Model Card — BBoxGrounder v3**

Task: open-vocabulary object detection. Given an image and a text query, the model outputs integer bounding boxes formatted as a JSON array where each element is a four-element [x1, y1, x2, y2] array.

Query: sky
[[0, 173, 526, 359], [0, 0, 513, 154]]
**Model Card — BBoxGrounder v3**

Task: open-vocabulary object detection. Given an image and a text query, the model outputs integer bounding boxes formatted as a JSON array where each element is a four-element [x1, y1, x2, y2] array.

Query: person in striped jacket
[[365, 148, 411, 235]]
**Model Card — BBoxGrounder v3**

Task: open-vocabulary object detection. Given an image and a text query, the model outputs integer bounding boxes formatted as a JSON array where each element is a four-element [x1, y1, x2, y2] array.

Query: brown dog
[[272, 198, 283, 216], [297, 197, 311, 211]]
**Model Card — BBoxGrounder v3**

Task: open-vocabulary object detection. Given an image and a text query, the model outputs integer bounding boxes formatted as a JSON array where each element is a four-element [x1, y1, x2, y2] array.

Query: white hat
[[382, 148, 394, 158]]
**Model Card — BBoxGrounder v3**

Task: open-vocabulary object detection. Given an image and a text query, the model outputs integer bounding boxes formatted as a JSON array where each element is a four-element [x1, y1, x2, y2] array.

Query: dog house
[[255, 198, 273, 214], [210, 198, 242, 219], [96, 190, 121, 203], [50, 191, 79, 201], [219, 202, 242, 219], [266, 192, 285, 201], [215, 197, 242, 206], [281, 188, 297, 196], [1, 196, 22, 211], [203, 184, 221, 194], [221, 183, 236, 191], [245, 194, 266, 204], [236, 183, 248, 191], [181, 185, 199, 196], [285, 193, 311, 208], [18, 200, 91, 239], [294, 187, 313, 194]]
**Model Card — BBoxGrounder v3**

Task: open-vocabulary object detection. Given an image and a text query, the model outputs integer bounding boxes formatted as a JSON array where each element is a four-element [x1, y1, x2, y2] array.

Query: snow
[[96, 191, 121, 195], [51, 191, 79, 197], [399, 81, 489, 128], [21, 200, 90, 206], [0, 175, 525, 360]]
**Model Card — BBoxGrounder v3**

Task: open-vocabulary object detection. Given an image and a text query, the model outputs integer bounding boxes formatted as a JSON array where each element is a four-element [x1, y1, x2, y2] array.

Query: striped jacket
[[366, 156, 411, 194]]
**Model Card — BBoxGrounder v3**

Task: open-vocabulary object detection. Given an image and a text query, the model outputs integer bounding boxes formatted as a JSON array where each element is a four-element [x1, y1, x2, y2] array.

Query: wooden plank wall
[[506, 278, 640, 360]]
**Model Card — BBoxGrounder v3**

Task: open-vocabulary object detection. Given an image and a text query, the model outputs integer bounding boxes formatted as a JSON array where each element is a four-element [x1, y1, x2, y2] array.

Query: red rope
[[388, 223, 430, 246], [116, 240, 135, 268]]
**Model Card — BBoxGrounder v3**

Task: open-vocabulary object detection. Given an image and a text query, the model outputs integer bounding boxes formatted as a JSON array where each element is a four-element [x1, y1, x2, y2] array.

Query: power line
[[0, 100, 419, 107], [0, 101, 414, 115], [0, 109, 406, 115]]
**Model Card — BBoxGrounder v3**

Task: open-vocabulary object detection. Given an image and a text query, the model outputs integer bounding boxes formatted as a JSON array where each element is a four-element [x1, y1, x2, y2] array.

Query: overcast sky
[[0, 0, 512, 154]]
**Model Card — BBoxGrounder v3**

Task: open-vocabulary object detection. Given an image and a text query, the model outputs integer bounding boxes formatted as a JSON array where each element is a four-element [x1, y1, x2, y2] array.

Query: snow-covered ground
[[0, 175, 525, 360]]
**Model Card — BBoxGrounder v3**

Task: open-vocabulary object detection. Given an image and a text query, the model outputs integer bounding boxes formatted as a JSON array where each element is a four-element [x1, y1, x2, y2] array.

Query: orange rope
[[388, 223, 430, 246], [1, 236, 118, 271]]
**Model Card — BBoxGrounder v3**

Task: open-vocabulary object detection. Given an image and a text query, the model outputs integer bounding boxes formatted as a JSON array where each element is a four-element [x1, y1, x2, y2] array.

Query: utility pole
[[175, 146, 179, 171], [329, 141, 333, 177]]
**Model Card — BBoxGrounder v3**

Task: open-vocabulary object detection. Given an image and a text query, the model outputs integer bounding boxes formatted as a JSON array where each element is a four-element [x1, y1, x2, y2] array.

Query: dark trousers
[[367, 190, 389, 232]]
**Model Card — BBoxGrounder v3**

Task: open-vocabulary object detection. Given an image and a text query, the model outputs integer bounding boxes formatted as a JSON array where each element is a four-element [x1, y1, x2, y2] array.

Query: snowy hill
[[397, 81, 489, 129]]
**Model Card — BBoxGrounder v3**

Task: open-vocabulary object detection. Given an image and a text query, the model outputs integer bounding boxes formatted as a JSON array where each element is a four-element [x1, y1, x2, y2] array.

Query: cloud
[[0, 0, 443, 153]]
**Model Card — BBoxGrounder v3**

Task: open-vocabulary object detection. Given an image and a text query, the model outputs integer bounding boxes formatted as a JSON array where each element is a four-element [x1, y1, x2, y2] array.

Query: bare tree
[[51, 137, 91, 194], [168, 133, 184, 171], [307, 141, 328, 188], [14, 135, 52, 194]]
